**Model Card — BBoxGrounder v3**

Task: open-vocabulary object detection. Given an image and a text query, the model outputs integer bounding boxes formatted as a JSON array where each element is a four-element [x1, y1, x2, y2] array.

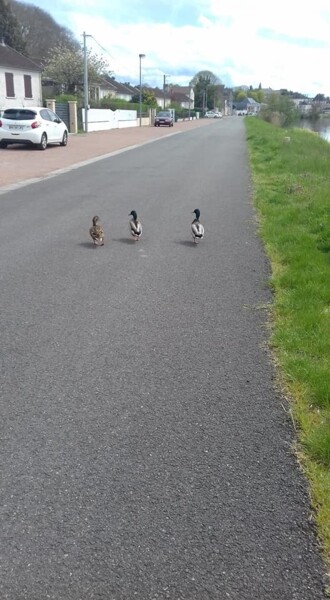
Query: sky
[[22, 0, 330, 96]]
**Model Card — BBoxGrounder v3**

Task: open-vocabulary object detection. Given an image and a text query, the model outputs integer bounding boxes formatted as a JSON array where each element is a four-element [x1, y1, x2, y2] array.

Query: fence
[[55, 103, 70, 129], [81, 108, 151, 132]]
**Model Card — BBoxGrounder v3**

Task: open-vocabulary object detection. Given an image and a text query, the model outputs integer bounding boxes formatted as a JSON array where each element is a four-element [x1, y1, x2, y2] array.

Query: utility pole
[[163, 75, 167, 109], [188, 86, 191, 120], [83, 32, 92, 133], [139, 53, 145, 127]]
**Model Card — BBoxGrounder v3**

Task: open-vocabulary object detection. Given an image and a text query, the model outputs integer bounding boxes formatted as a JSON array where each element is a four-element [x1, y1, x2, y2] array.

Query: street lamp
[[163, 74, 168, 109], [139, 53, 145, 127]]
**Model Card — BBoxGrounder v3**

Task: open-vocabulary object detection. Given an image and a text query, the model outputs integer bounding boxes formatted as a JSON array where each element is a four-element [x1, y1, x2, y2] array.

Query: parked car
[[204, 111, 222, 118], [154, 111, 174, 127], [0, 107, 68, 150]]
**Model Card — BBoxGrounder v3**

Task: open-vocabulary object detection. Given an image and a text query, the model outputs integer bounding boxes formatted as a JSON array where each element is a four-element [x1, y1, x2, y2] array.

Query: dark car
[[154, 111, 174, 127]]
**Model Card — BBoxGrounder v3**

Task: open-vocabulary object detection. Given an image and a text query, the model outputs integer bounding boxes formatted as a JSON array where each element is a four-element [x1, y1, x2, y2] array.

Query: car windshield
[[157, 112, 171, 117], [4, 109, 37, 120]]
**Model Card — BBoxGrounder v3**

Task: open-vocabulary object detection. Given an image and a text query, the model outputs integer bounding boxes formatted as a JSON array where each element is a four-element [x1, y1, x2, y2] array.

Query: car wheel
[[60, 131, 68, 146], [38, 132, 47, 150], [0, 141, 8, 149]]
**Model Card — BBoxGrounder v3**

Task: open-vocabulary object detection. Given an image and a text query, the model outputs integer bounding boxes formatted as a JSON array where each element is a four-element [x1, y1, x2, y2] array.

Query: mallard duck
[[191, 209, 204, 244], [129, 210, 142, 241], [89, 215, 105, 246]]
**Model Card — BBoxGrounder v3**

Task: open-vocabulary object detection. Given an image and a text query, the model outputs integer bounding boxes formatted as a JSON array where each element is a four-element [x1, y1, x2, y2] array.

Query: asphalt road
[[0, 118, 327, 599]]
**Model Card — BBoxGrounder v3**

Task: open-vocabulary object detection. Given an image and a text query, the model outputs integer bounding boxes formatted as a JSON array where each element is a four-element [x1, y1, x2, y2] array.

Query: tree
[[141, 88, 157, 106], [234, 90, 247, 102], [43, 45, 109, 95], [249, 89, 264, 103], [131, 89, 157, 106], [259, 92, 299, 126], [190, 70, 222, 110], [190, 70, 221, 87], [8, 0, 79, 62], [0, 0, 26, 53]]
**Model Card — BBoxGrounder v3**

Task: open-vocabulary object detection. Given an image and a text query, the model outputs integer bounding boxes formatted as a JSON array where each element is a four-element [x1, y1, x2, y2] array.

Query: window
[[3, 109, 37, 120], [5, 72, 15, 97], [24, 74, 32, 98], [40, 109, 52, 121]]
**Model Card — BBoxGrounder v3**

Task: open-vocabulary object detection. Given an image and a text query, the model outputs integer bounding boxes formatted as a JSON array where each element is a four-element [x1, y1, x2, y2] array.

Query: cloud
[[258, 28, 329, 49], [21, 0, 330, 95]]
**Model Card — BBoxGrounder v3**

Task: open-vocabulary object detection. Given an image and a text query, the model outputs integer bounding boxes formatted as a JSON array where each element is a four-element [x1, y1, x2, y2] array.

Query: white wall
[[0, 67, 42, 109], [82, 108, 140, 132]]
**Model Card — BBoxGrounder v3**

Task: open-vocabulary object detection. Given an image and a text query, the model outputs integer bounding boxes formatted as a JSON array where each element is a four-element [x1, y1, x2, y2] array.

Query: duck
[[89, 215, 105, 246], [129, 210, 142, 241], [191, 209, 204, 244]]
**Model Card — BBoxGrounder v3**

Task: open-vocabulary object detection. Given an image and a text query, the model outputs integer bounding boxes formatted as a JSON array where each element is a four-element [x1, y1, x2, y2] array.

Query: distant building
[[232, 97, 261, 115], [89, 76, 139, 103]]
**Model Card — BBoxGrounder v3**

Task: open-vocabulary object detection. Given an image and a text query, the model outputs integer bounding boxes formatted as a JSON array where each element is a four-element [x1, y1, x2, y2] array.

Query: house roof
[[233, 97, 260, 109], [170, 90, 190, 103], [102, 76, 139, 95], [149, 87, 170, 100], [0, 42, 42, 72], [171, 86, 192, 95]]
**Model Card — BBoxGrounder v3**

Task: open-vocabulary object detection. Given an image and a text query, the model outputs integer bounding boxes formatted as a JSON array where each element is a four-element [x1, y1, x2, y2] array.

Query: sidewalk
[[0, 120, 211, 190]]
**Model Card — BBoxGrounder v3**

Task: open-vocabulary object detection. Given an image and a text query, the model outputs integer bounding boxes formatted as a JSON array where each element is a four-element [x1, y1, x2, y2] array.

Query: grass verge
[[245, 118, 330, 574]]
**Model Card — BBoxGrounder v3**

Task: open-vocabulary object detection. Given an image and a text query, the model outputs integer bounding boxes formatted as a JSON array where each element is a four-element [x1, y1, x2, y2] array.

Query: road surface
[[0, 117, 327, 599]]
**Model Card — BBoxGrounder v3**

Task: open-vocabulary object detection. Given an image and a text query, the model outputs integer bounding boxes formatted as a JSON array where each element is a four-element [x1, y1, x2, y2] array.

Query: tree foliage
[[0, 0, 26, 53], [142, 88, 157, 106], [190, 70, 222, 110], [8, 0, 79, 62], [190, 70, 221, 87], [234, 89, 247, 102], [43, 45, 109, 95], [314, 93, 326, 102], [234, 87, 264, 103], [131, 88, 157, 106], [259, 92, 299, 126]]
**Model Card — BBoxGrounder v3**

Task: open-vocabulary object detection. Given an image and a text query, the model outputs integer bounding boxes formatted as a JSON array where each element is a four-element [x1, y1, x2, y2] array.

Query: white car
[[204, 111, 222, 118], [0, 107, 68, 150]]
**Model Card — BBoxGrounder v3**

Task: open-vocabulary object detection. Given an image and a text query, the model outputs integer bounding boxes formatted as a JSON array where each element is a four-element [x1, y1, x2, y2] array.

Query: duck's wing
[[90, 224, 104, 240], [191, 221, 204, 239], [130, 220, 142, 236]]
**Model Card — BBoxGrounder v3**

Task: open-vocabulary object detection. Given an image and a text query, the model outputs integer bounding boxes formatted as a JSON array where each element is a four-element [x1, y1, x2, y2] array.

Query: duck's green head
[[193, 209, 201, 220], [92, 215, 100, 225], [129, 210, 137, 220]]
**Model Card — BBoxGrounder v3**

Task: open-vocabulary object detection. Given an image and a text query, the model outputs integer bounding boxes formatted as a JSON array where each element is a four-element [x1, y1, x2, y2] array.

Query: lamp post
[[139, 53, 145, 127], [188, 86, 191, 120], [163, 74, 167, 109]]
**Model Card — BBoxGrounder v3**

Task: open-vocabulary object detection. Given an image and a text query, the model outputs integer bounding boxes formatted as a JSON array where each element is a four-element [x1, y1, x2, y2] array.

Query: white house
[[90, 76, 139, 103], [170, 86, 195, 109], [0, 40, 42, 111]]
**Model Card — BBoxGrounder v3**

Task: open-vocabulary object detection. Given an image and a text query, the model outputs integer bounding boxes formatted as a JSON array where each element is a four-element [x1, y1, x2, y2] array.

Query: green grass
[[245, 117, 330, 570]]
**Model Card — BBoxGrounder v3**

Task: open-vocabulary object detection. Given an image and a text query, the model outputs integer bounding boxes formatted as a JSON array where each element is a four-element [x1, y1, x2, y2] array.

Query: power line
[[90, 35, 115, 60]]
